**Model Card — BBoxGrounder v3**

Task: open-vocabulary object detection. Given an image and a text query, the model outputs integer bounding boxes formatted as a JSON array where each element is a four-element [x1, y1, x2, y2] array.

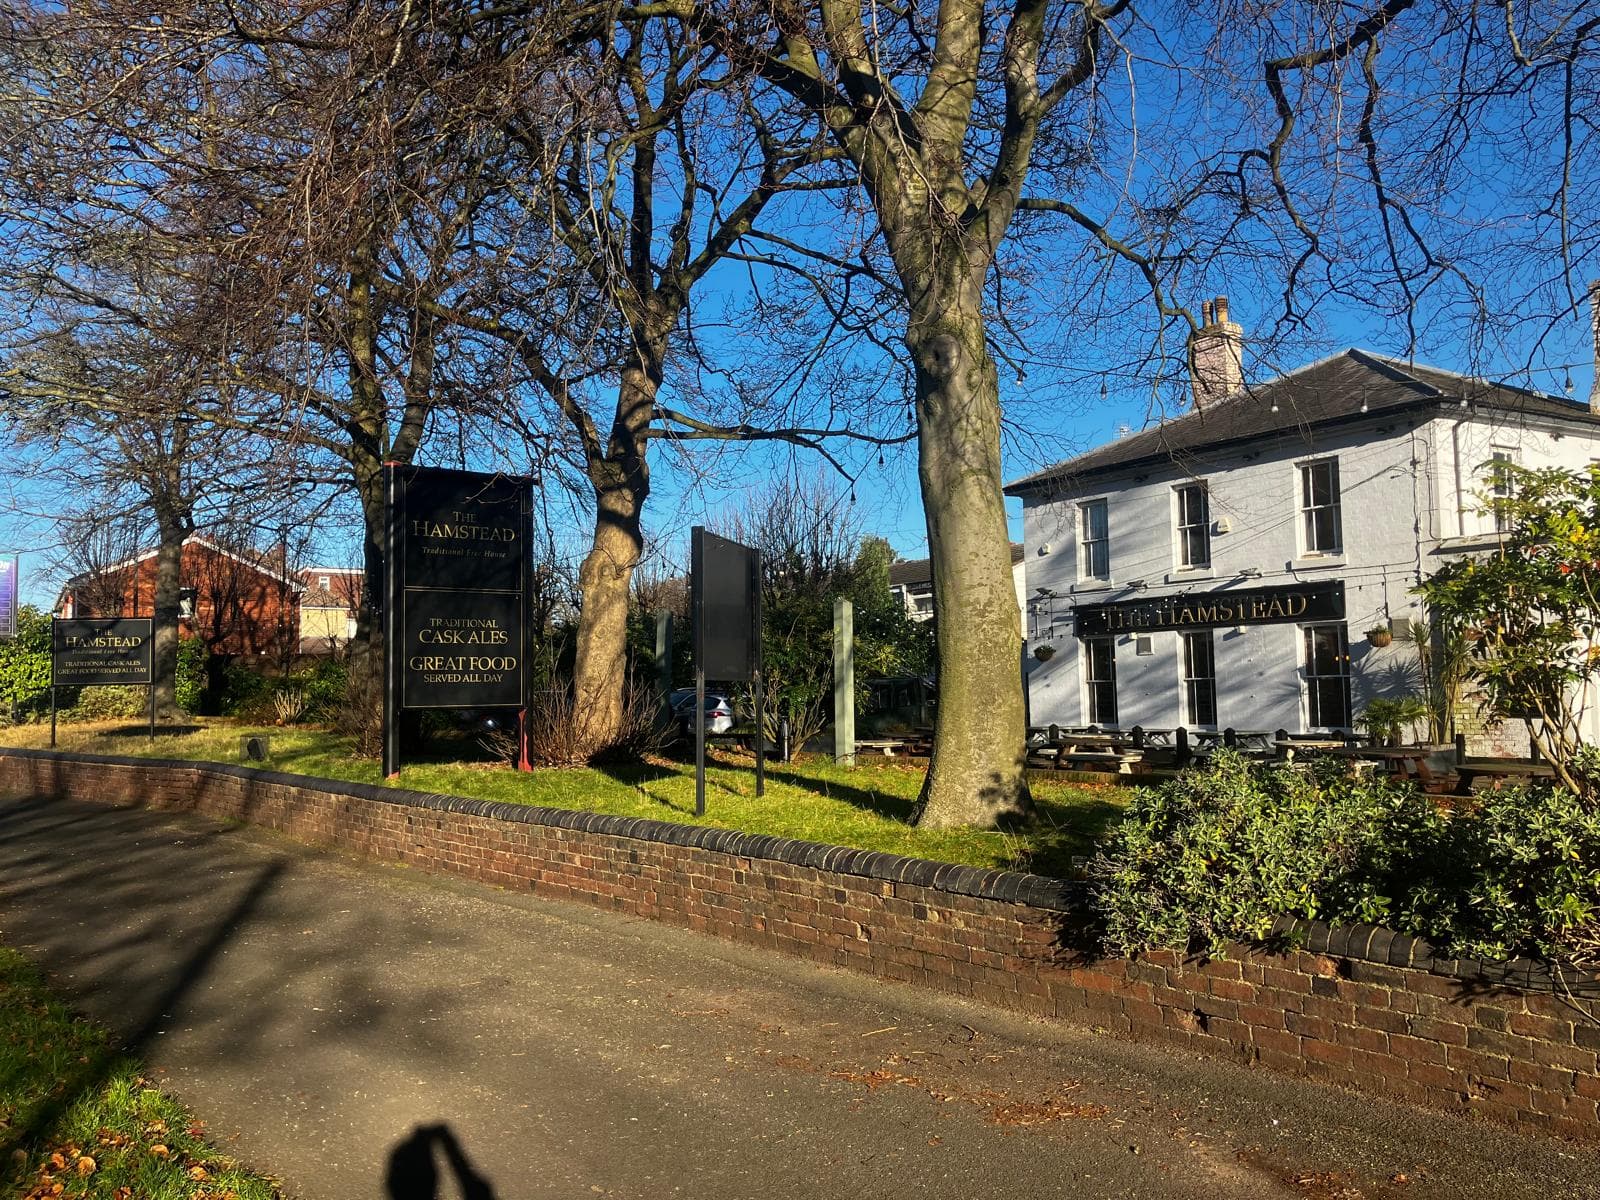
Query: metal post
[[148, 683, 156, 743], [833, 597, 854, 765], [754, 666, 766, 797], [382, 464, 401, 780], [694, 666, 706, 817], [752, 549, 764, 797], [49, 687, 56, 749], [778, 717, 790, 764], [655, 612, 673, 715]]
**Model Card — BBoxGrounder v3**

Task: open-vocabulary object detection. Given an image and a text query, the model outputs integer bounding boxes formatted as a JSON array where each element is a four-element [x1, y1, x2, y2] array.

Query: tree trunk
[[907, 280, 1032, 829], [149, 512, 187, 719], [571, 364, 653, 751]]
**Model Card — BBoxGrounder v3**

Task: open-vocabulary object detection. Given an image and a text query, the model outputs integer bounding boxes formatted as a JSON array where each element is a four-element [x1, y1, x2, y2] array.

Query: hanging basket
[[1033, 644, 1057, 662], [1366, 627, 1393, 648]]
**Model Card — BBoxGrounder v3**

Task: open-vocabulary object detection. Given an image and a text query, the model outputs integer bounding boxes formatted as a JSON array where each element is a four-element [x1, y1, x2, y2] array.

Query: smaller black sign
[[692, 528, 760, 682], [52, 617, 154, 686], [1074, 581, 1345, 637]]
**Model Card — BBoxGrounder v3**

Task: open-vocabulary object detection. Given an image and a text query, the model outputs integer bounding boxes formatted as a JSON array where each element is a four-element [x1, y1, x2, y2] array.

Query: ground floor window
[[1181, 630, 1217, 727], [1084, 636, 1117, 726], [1303, 623, 1352, 729]]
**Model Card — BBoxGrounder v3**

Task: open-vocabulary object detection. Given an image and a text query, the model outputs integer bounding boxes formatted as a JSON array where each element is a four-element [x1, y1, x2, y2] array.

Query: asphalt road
[[1, 792, 1597, 1200]]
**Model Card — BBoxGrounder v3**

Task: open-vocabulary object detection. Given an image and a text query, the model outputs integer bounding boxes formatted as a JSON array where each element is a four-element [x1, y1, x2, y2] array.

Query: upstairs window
[[1300, 459, 1342, 554], [1490, 450, 1516, 533], [1080, 500, 1110, 580], [1175, 483, 1211, 568]]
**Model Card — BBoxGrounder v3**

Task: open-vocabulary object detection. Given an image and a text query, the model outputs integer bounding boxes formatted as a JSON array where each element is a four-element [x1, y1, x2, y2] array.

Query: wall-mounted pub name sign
[[385, 464, 531, 713], [51, 617, 154, 686], [1074, 580, 1344, 637]]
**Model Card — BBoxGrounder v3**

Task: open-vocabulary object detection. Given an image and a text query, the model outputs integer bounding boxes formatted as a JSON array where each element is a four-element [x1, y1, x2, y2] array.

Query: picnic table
[[1192, 729, 1275, 754], [1315, 744, 1441, 783], [1454, 759, 1558, 794], [1027, 728, 1145, 774]]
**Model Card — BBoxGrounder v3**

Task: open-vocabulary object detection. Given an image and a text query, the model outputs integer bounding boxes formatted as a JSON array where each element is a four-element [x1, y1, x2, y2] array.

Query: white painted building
[[890, 544, 1028, 630], [1006, 301, 1600, 744]]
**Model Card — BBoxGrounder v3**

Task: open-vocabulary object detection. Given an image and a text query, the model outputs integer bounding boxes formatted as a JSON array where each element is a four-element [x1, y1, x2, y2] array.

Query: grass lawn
[[2, 719, 1128, 878], [0, 945, 280, 1199]]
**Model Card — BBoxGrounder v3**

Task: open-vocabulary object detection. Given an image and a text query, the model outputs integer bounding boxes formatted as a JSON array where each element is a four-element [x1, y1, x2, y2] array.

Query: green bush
[[220, 661, 276, 719], [1089, 752, 1448, 958], [60, 685, 150, 722], [0, 606, 52, 723], [175, 635, 209, 714], [297, 657, 348, 718]]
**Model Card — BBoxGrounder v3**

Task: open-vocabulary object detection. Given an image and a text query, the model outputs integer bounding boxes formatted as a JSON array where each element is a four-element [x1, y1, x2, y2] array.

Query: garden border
[[2, 747, 1597, 1140]]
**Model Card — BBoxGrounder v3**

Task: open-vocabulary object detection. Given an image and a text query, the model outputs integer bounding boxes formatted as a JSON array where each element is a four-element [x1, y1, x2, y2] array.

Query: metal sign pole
[[695, 666, 706, 817], [382, 464, 401, 780], [753, 548, 765, 797], [149, 683, 156, 743], [49, 687, 56, 749]]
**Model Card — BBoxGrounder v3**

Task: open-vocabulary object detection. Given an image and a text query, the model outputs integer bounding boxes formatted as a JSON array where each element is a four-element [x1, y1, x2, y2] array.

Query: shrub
[[298, 658, 348, 718], [334, 665, 383, 757], [175, 636, 209, 714], [0, 606, 51, 723], [60, 685, 149, 722], [219, 661, 275, 719], [1089, 752, 1448, 958], [482, 679, 665, 767]]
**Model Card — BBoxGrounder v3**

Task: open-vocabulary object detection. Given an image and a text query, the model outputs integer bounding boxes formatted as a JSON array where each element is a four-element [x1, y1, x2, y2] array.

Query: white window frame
[[1489, 447, 1516, 534], [1299, 458, 1343, 555], [1080, 499, 1110, 581], [1174, 483, 1211, 569], [1180, 630, 1217, 727], [1083, 635, 1118, 726], [1303, 623, 1352, 730]]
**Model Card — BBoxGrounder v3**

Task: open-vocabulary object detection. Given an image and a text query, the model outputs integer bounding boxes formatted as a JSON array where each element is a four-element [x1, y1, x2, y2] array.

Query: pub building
[[1005, 294, 1600, 750]]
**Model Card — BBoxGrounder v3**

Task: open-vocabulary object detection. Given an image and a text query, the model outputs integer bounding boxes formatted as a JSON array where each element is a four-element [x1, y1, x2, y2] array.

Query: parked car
[[672, 690, 736, 737]]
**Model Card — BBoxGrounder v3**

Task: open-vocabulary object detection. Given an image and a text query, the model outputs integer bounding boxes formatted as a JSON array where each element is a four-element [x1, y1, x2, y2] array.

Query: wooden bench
[[856, 738, 912, 757], [1455, 760, 1558, 793]]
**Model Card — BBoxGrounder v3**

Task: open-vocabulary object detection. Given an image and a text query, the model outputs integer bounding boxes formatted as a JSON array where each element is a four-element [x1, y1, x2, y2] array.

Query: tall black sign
[[689, 528, 764, 815], [51, 617, 154, 686], [384, 465, 532, 777], [1074, 581, 1345, 637]]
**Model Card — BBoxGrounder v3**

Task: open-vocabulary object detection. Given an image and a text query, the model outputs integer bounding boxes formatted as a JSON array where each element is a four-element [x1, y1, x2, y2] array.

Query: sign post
[[690, 528, 763, 816], [50, 617, 155, 748], [383, 465, 533, 780]]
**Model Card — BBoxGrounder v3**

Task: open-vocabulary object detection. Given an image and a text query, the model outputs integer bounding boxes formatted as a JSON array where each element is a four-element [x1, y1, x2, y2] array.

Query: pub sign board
[[1074, 581, 1345, 638], [385, 465, 531, 711], [691, 527, 760, 682], [51, 617, 154, 687]]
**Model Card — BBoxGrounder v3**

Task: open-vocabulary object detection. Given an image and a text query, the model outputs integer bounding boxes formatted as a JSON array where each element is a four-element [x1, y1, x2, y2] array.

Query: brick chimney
[[1189, 295, 1243, 408], [1589, 280, 1600, 415]]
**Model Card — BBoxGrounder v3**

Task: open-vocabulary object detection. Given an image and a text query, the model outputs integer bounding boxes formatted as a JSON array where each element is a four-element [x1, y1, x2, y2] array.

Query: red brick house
[[57, 535, 302, 660]]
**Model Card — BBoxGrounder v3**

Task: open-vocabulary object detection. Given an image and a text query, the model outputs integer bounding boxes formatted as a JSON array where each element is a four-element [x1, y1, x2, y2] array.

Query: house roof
[[1005, 349, 1600, 498], [299, 567, 362, 610], [60, 535, 305, 594], [889, 543, 1024, 588]]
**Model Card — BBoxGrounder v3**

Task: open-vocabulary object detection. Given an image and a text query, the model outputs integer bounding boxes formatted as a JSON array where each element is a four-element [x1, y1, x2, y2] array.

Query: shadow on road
[[386, 1124, 497, 1200]]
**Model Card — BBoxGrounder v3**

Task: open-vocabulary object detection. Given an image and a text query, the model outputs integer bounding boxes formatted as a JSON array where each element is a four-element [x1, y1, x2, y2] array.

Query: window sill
[[1434, 533, 1506, 554], [1071, 580, 1115, 595], [1291, 555, 1346, 572], [1165, 568, 1215, 585]]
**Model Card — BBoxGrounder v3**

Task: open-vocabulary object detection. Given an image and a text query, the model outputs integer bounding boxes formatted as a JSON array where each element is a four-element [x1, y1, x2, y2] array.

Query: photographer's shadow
[[386, 1124, 497, 1200]]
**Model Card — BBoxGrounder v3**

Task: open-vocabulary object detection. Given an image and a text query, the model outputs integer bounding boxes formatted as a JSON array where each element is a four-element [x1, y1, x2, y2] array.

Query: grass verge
[[1, 720, 1127, 878], [0, 945, 279, 1200]]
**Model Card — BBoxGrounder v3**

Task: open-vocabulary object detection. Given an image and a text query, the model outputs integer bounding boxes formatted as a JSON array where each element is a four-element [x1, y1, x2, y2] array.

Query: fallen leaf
[[189, 1164, 210, 1181], [75, 1156, 95, 1176], [150, 1143, 170, 1159]]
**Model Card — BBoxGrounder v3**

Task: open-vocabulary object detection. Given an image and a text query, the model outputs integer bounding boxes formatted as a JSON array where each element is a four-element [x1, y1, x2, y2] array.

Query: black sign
[[692, 528, 760, 681], [386, 465, 530, 711], [52, 617, 154, 686], [1074, 581, 1345, 637]]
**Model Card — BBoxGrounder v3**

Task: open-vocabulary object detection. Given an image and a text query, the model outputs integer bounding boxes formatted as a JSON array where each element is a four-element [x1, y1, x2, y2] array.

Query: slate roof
[[889, 543, 1023, 588], [299, 568, 362, 610], [1005, 349, 1599, 498]]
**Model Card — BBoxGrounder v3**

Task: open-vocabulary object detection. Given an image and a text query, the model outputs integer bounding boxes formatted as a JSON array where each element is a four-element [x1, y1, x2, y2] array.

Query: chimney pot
[[1190, 295, 1244, 409]]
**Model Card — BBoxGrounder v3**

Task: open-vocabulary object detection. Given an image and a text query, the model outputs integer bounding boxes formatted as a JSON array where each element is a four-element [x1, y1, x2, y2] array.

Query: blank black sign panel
[[692, 528, 758, 682]]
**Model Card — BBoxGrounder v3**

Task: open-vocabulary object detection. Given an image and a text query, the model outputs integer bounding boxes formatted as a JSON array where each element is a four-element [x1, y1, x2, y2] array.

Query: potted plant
[[1366, 624, 1394, 648], [1033, 643, 1057, 662], [1358, 695, 1429, 746]]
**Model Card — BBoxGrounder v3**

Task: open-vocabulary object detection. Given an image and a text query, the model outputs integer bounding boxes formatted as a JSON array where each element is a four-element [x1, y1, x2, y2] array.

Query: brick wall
[[3, 749, 1596, 1140]]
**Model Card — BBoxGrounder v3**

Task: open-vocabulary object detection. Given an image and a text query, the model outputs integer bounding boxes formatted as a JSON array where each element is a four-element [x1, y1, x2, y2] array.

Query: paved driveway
[[1, 793, 1596, 1199]]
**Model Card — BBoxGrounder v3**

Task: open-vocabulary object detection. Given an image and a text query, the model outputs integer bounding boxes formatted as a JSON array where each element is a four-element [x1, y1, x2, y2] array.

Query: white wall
[[1021, 408, 1600, 735]]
